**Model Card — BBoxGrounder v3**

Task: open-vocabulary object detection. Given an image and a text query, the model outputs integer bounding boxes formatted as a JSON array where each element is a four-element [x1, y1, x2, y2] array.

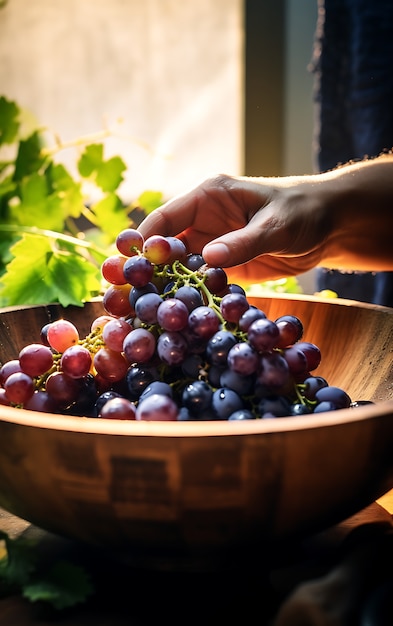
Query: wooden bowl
[[0, 295, 393, 569]]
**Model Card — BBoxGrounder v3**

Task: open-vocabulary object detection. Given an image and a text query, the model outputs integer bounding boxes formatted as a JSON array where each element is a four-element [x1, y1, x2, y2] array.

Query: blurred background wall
[[0, 0, 317, 287]]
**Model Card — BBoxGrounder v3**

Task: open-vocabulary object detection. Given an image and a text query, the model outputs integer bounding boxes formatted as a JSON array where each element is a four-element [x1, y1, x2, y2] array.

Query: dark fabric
[[310, 0, 393, 306]]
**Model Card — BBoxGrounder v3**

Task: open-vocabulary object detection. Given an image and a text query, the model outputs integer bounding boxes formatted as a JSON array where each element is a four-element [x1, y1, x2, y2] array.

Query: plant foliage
[[0, 96, 163, 307]]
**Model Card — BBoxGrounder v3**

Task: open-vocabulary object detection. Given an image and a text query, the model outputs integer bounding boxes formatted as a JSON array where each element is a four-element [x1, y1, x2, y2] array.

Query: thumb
[[202, 222, 266, 268]]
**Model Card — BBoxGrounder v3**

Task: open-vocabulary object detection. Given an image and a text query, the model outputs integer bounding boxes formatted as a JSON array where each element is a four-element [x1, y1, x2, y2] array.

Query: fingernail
[[203, 242, 230, 265]]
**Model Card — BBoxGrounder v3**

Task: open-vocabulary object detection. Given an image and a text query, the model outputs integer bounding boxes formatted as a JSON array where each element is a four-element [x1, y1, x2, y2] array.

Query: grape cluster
[[0, 230, 368, 421]]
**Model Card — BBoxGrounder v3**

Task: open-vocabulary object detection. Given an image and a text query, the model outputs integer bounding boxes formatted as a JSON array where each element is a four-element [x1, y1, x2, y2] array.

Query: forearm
[[314, 155, 393, 270]]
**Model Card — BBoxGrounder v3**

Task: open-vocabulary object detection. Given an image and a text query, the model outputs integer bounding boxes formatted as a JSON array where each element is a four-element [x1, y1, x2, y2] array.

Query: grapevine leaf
[[77, 143, 103, 177], [14, 131, 45, 181], [78, 144, 126, 192], [23, 561, 93, 611], [95, 155, 126, 192], [0, 234, 101, 307], [9, 172, 66, 232], [91, 192, 129, 242], [48, 163, 84, 219], [0, 96, 20, 146], [136, 190, 164, 214]]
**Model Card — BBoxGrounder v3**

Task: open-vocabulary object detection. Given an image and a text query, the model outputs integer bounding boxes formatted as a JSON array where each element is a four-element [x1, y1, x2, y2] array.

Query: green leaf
[[78, 144, 126, 192], [9, 172, 66, 232], [14, 131, 45, 180], [48, 163, 84, 219], [23, 561, 93, 611], [0, 233, 102, 307], [0, 96, 20, 146], [77, 143, 103, 177], [136, 190, 164, 214], [91, 192, 129, 242]]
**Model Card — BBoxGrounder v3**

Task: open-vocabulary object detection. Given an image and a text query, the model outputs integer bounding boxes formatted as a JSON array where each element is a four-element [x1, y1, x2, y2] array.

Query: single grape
[[220, 292, 249, 323], [174, 285, 203, 312], [60, 345, 92, 379], [102, 318, 132, 352], [188, 306, 220, 340], [4, 371, 35, 405], [185, 253, 205, 271], [296, 341, 322, 371], [227, 341, 259, 375], [93, 348, 129, 382], [123, 328, 156, 364], [211, 387, 244, 420], [136, 393, 179, 421], [157, 331, 188, 365], [45, 371, 81, 406], [101, 254, 127, 285], [134, 292, 163, 325], [238, 306, 266, 332], [257, 351, 290, 388], [198, 264, 228, 295], [182, 380, 213, 415], [143, 235, 172, 265], [157, 298, 189, 331], [98, 397, 137, 420], [247, 318, 280, 352], [302, 375, 329, 400], [126, 365, 158, 400], [205, 330, 238, 366], [115, 228, 144, 257], [46, 319, 79, 352], [275, 314, 304, 348], [0, 359, 23, 385], [103, 284, 134, 317], [123, 255, 154, 288], [315, 386, 351, 409], [166, 237, 188, 264]]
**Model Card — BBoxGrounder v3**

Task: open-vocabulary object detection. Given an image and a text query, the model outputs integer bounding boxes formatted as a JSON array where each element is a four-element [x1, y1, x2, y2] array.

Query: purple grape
[[238, 306, 266, 332], [247, 318, 280, 352], [157, 298, 189, 331], [205, 330, 238, 366], [257, 351, 290, 389], [211, 387, 244, 420], [188, 306, 220, 340], [219, 368, 255, 395], [315, 386, 351, 409], [157, 331, 188, 365], [227, 341, 259, 376], [174, 285, 203, 312], [182, 380, 213, 415], [123, 328, 156, 364], [134, 292, 163, 324]]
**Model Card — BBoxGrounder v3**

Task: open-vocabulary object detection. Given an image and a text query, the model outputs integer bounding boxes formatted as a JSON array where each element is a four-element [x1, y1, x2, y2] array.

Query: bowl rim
[[1, 400, 392, 437]]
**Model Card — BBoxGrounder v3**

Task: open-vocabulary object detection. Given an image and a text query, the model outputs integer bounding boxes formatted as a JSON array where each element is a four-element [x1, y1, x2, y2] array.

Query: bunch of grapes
[[0, 229, 367, 421]]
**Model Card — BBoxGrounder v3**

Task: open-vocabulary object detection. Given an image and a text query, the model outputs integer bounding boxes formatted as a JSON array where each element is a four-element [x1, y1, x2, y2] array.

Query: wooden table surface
[[1, 497, 393, 626]]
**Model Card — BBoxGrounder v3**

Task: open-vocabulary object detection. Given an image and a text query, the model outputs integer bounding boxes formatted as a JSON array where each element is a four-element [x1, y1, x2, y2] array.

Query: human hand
[[137, 173, 330, 284]]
